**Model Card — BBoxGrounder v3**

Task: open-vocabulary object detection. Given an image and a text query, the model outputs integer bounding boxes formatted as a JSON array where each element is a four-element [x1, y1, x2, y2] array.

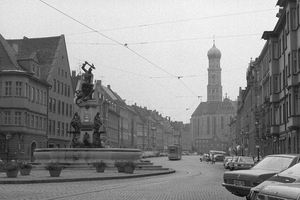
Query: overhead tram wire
[[68, 33, 262, 46], [39, 0, 199, 99], [98, 8, 277, 32], [39, 0, 175, 77]]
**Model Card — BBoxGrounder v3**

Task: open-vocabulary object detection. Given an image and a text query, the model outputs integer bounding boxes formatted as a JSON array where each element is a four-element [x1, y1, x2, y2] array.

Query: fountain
[[34, 62, 142, 165]]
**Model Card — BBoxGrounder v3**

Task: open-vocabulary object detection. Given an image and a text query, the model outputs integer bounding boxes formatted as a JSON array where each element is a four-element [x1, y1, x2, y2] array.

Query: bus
[[168, 145, 182, 160]]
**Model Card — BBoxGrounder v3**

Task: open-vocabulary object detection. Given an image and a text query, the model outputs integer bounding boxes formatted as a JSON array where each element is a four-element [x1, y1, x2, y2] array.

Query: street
[[0, 156, 243, 200]]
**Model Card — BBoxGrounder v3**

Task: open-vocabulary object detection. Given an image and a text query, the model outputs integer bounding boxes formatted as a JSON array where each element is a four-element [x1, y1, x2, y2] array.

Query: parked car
[[228, 156, 255, 171], [222, 154, 300, 199], [223, 156, 233, 169], [214, 154, 225, 162], [249, 162, 300, 199], [252, 183, 300, 200]]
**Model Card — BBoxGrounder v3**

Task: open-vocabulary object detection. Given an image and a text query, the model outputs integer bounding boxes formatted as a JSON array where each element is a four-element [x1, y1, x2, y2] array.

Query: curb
[[0, 169, 176, 184]]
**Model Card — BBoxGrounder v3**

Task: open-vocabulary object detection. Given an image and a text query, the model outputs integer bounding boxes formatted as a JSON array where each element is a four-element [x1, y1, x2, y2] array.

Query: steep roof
[[7, 36, 61, 65], [192, 99, 236, 116], [0, 34, 22, 71]]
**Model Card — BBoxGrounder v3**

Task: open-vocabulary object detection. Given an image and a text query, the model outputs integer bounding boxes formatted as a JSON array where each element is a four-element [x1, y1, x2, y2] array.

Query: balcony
[[270, 125, 279, 136], [270, 93, 279, 102], [287, 116, 300, 131], [287, 75, 298, 89]]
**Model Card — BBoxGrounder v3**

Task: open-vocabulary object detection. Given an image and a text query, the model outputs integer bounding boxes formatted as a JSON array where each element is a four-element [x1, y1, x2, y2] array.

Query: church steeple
[[207, 42, 222, 102]]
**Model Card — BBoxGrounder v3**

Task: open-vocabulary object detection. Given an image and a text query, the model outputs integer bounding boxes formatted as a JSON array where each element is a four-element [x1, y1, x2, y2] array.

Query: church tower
[[207, 41, 222, 102]]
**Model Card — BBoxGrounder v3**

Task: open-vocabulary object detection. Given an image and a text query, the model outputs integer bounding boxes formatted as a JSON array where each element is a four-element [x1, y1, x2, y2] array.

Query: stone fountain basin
[[34, 148, 142, 164]]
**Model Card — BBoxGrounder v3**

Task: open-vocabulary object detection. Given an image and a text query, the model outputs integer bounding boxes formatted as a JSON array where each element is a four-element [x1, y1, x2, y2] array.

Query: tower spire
[[213, 35, 215, 46]]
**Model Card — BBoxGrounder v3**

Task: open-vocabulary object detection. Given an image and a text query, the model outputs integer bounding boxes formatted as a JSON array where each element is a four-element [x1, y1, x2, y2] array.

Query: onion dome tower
[[207, 41, 222, 102]]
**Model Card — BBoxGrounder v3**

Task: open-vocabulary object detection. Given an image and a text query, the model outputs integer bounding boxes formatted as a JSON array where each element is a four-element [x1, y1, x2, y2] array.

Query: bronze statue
[[75, 61, 95, 105], [93, 112, 104, 148]]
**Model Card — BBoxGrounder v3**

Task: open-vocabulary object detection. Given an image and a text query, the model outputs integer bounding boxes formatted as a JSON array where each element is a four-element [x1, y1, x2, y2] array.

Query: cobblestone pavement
[[0, 156, 244, 200]]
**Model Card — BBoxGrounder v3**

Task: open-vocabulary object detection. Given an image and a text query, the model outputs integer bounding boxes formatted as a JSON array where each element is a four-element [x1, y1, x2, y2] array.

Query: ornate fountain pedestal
[[34, 61, 142, 166], [34, 148, 142, 165]]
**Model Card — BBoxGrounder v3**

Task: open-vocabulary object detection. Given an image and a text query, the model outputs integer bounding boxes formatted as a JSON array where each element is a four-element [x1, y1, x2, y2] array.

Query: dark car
[[253, 183, 300, 200], [222, 154, 300, 199], [228, 156, 255, 171], [250, 162, 300, 199]]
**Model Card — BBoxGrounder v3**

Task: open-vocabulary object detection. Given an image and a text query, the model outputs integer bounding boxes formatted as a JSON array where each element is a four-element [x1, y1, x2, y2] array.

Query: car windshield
[[279, 163, 300, 177], [239, 157, 253, 163], [252, 156, 294, 171]]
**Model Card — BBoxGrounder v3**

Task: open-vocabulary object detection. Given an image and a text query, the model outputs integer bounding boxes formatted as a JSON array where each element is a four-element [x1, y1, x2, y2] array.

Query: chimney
[[72, 70, 76, 77], [107, 85, 111, 89]]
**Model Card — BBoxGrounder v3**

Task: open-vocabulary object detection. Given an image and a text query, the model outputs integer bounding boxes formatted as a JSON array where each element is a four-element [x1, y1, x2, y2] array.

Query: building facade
[[236, 0, 300, 156], [7, 35, 75, 148], [0, 34, 50, 161]]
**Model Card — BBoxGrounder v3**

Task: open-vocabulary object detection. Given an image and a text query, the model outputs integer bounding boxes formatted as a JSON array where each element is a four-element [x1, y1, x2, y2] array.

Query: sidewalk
[[0, 168, 175, 184]]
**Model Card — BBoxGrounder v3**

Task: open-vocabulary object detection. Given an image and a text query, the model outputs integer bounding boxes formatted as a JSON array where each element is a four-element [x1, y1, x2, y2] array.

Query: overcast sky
[[1, 0, 279, 123]]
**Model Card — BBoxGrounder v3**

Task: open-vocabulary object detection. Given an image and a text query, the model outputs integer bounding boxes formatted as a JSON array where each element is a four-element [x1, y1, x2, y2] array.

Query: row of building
[[230, 0, 300, 157], [0, 34, 192, 162]]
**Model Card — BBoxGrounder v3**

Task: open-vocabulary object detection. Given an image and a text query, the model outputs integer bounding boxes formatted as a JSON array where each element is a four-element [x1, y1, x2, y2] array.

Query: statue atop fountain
[[70, 62, 104, 148]]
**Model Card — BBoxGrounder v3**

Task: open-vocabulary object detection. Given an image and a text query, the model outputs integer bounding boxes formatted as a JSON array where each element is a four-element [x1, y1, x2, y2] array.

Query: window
[[288, 53, 291, 76], [62, 102, 64, 115], [65, 71, 67, 78], [31, 115, 34, 127], [291, 8, 297, 30], [44, 91, 47, 105], [64, 84, 67, 96], [298, 50, 300, 73], [32, 87, 35, 102], [39, 117, 42, 129], [287, 11, 290, 33], [61, 82, 64, 95], [295, 87, 299, 115], [292, 50, 297, 74], [53, 99, 56, 113], [284, 31, 287, 50], [296, 4, 300, 25], [70, 104, 72, 117], [58, 100, 61, 114], [67, 86, 70, 97], [57, 121, 60, 136], [273, 41, 279, 59], [66, 123, 69, 137], [57, 80, 60, 94], [4, 111, 11, 124], [5, 81, 12, 96], [53, 79, 56, 92], [15, 111, 21, 125], [207, 117, 210, 135], [35, 116, 38, 128], [49, 98, 52, 112], [62, 122, 65, 137], [221, 116, 224, 129], [52, 121, 55, 135], [37, 89, 40, 104], [48, 120, 52, 135], [279, 38, 282, 56], [16, 81, 22, 96], [25, 83, 29, 98], [66, 103, 69, 116]]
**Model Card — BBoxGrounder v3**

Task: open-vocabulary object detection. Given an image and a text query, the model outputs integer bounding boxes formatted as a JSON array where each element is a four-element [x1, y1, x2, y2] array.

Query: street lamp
[[5, 133, 12, 162]]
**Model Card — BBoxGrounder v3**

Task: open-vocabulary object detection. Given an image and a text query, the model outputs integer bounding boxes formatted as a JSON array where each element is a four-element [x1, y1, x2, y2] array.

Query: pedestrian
[[211, 156, 215, 164]]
